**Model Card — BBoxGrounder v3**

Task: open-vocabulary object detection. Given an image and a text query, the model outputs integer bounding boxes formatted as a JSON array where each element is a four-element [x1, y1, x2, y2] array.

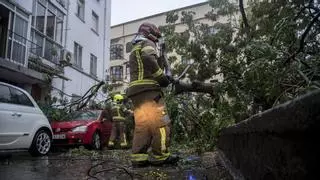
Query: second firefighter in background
[[107, 94, 132, 149]]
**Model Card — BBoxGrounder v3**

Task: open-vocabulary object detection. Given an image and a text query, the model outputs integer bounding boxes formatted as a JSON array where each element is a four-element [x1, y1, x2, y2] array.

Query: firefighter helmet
[[138, 22, 162, 42], [113, 94, 124, 103]]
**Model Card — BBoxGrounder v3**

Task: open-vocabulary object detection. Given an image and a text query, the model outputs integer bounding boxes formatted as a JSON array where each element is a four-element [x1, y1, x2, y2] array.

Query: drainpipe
[[61, 0, 70, 101], [102, 0, 107, 81]]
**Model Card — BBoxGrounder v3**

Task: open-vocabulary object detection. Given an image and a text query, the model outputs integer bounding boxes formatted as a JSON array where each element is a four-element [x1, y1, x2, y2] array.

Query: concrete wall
[[217, 90, 320, 179]]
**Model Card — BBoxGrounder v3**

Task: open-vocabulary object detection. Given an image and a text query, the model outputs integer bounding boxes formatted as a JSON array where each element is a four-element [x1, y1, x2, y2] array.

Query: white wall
[[53, 0, 111, 101], [66, 0, 105, 79]]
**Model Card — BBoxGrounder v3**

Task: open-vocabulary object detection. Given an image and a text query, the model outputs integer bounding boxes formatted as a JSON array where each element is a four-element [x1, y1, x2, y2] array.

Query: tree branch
[[173, 80, 219, 95], [239, 0, 250, 33], [284, 11, 320, 65]]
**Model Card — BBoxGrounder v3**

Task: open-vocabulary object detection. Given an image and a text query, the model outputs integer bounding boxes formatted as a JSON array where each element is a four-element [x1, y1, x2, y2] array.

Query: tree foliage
[[162, 0, 320, 150]]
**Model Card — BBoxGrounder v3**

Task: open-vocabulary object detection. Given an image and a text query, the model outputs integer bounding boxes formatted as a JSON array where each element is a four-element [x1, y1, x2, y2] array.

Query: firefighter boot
[[131, 153, 150, 168], [159, 154, 180, 166], [107, 140, 115, 149]]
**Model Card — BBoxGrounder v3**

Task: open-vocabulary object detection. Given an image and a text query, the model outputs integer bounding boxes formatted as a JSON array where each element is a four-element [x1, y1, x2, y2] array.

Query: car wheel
[[29, 130, 52, 156], [91, 132, 101, 150]]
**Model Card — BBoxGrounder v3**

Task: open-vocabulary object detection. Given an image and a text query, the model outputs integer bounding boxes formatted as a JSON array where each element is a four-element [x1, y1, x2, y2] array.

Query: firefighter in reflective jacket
[[126, 22, 179, 167], [107, 94, 129, 149]]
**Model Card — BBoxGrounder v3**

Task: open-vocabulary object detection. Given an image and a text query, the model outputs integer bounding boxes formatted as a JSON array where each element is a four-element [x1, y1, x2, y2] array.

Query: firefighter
[[107, 94, 129, 149], [126, 22, 179, 167]]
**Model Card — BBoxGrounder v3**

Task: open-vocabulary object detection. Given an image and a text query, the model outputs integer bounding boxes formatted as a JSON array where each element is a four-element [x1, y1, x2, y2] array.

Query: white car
[[0, 82, 52, 156]]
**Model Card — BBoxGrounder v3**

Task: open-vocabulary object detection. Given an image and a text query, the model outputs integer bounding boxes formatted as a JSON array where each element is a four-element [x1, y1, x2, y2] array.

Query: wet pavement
[[0, 148, 233, 180]]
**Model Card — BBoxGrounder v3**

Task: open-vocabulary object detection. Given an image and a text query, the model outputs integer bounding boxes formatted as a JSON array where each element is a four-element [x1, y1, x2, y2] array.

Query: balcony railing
[[6, 30, 63, 77]]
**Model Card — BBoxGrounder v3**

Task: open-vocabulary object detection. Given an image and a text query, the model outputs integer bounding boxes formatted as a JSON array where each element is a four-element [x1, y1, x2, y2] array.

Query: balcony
[[0, 29, 65, 84]]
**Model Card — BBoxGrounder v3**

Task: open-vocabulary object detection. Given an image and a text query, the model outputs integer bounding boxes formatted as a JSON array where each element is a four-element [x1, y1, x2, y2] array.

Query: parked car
[[0, 82, 53, 156], [50, 110, 112, 150]]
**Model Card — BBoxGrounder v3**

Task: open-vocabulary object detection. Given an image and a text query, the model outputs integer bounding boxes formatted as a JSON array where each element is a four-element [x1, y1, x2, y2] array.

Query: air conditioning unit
[[60, 49, 74, 66]]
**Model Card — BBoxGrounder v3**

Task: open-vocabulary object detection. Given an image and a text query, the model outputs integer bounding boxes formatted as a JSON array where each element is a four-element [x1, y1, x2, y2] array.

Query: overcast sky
[[111, 0, 207, 25]]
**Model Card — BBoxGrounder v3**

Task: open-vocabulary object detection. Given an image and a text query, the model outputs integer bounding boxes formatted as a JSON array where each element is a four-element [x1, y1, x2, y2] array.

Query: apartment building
[[0, 0, 111, 103], [109, 2, 218, 94]]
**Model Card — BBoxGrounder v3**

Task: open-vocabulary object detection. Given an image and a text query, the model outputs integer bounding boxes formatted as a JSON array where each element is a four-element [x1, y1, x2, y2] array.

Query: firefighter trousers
[[108, 121, 128, 148], [129, 91, 171, 164]]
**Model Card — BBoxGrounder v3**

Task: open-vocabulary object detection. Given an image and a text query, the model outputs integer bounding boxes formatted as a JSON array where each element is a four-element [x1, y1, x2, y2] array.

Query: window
[[126, 42, 133, 53], [44, 39, 53, 60], [0, 85, 11, 103], [110, 66, 123, 81], [31, 1, 65, 62], [90, 54, 97, 76], [76, 0, 85, 21], [44, 39, 61, 63], [46, 10, 55, 38], [74, 42, 83, 68], [7, 14, 28, 65], [33, 1, 65, 40], [92, 11, 99, 33], [110, 44, 123, 60], [35, 2, 46, 33], [30, 30, 44, 56], [125, 64, 130, 79], [10, 88, 34, 107], [68, 111, 99, 121], [55, 10, 64, 44]]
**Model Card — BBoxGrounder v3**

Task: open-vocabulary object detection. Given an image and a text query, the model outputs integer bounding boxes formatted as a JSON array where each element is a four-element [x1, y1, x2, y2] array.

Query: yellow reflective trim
[[152, 152, 170, 161], [151, 68, 163, 78], [130, 154, 148, 161], [131, 154, 148, 157], [108, 141, 114, 146], [120, 134, 127, 147], [131, 45, 141, 53], [113, 116, 126, 121], [131, 44, 144, 80], [129, 79, 159, 87], [160, 127, 166, 152], [135, 50, 143, 80], [116, 106, 120, 116], [141, 46, 156, 55]]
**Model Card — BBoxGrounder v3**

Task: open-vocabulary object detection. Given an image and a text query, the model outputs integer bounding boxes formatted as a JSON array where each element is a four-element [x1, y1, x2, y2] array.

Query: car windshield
[[63, 110, 101, 121]]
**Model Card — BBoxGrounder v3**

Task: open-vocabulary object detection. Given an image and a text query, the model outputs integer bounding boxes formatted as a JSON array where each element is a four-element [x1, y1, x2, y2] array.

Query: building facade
[[109, 2, 215, 94], [0, 0, 111, 104]]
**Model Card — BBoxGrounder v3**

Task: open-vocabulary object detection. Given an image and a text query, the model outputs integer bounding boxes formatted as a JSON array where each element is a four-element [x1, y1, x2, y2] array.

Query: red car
[[50, 110, 112, 150]]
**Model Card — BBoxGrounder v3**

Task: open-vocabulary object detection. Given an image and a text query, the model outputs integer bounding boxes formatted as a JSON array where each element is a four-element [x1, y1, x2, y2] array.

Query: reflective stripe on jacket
[[126, 39, 169, 97], [111, 104, 126, 121]]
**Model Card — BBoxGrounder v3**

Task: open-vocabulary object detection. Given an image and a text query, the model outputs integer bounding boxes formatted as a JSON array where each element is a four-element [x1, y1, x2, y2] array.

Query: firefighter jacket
[[126, 39, 170, 97], [111, 103, 128, 121]]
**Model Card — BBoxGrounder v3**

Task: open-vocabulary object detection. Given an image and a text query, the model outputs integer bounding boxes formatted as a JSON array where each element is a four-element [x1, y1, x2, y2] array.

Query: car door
[[0, 84, 18, 146], [98, 110, 112, 142], [9, 87, 40, 146]]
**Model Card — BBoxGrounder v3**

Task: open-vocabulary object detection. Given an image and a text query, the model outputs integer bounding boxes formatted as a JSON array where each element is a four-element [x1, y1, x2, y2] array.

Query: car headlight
[[72, 125, 87, 132]]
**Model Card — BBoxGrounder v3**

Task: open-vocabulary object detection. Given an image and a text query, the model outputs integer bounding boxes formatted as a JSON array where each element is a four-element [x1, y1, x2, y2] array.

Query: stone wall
[[217, 90, 320, 180]]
